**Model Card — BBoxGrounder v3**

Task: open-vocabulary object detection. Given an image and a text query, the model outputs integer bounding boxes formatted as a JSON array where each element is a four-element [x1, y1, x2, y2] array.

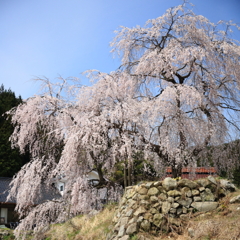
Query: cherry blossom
[[6, 2, 240, 238]]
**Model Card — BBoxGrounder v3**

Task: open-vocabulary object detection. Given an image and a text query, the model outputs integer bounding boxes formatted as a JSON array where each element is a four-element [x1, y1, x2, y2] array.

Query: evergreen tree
[[0, 84, 29, 177]]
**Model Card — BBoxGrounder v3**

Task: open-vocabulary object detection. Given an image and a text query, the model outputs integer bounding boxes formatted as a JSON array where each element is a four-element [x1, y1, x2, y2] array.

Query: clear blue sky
[[1, 0, 240, 99]]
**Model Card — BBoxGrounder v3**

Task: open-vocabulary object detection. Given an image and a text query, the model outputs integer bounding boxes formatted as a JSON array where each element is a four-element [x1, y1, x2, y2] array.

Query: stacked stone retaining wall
[[108, 176, 236, 240]]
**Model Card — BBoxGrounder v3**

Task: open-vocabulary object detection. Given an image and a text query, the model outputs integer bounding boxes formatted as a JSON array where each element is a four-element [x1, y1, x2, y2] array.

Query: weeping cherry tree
[[6, 1, 240, 238]]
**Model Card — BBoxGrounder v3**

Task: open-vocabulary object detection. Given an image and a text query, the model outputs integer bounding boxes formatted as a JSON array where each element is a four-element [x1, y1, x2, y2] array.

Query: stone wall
[[108, 176, 236, 240]]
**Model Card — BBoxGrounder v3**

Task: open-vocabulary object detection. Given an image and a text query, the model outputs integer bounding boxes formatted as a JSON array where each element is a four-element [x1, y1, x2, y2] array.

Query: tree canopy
[[6, 2, 240, 238], [0, 84, 29, 177]]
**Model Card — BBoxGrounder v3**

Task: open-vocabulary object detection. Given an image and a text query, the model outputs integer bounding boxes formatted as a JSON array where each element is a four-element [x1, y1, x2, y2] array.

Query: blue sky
[[1, 0, 240, 99]]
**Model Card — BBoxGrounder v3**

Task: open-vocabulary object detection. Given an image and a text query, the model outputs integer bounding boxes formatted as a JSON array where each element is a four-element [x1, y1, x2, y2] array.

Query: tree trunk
[[127, 161, 132, 186], [96, 165, 106, 186], [171, 165, 182, 178], [124, 163, 127, 188]]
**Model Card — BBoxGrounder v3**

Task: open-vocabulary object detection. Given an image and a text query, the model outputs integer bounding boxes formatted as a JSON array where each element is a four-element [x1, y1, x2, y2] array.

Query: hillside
[[2, 179, 240, 240], [43, 181, 240, 240]]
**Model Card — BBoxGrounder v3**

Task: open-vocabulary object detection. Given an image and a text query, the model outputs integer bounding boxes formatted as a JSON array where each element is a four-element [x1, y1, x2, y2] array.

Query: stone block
[[120, 217, 129, 226], [153, 202, 161, 209], [140, 200, 149, 206], [192, 189, 200, 196], [143, 212, 153, 220], [188, 228, 195, 238], [230, 194, 240, 203], [138, 187, 148, 195], [150, 196, 159, 203], [129, 217, 137, 224], [182, 207, 187, 214], [147, 187, 159, 196], [177, 198, 192, 208], [118, 225, 125, 237], [140, 220, 151, 231], [200, 188, 215, 201], [150, 207, 158, 214], [177, 208, 183, 215], [137, 216, 144, 223], [208, 176, 217, 185], [119, 236, 130, 240], [158, 193, 167, 201], [145, 182, 154, 189], [126, 223, 138, 235], [125, 189, 136, 199], [153, 181, 161, 187], [193, 196, 202, 202], [153, 213, 164, 227], [197, 178, 210, 187], [134, 206, 147, 216], [178, 179, 198, 189], [162, 177, 177, 190], [167, 196, 174, 203], [170, 208, 177, 214], [167, 190, 181, 197], [157, 186, 166, 193], [220, 179, 236, 192], [162, 201, 171, 213], [191, 202, 218, 212], [128, 199, 137, 208], [186, 190, 192, 198], [172, 202, 180, 208], [138, 194, 149, 200]]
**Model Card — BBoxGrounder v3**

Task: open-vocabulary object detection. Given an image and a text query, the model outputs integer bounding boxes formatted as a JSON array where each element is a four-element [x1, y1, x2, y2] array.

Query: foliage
[[0, 84, 29, 177], [111, 152, 158, 187], [2, 234, 15, 240], [233, 168, 240, 187], [197, 139, 240, 181], [6, 1, 240, 239]]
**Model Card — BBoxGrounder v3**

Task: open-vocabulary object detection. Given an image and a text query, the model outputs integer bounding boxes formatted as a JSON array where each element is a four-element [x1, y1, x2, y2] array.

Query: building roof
[[0, 177, 14, 203], [0, 177, 62, 205], [36, 184, 62, 204], [165, 167, 218, 180], [166, 167, 217, 174]]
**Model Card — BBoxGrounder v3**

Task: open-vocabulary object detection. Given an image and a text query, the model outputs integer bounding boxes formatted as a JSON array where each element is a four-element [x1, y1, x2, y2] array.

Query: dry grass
[[44, 190, 240, 240], [44, 204, 116, 240], [135, 209, 240, 240], [186, 194, 240, 240], [140, 190, 240, 240]]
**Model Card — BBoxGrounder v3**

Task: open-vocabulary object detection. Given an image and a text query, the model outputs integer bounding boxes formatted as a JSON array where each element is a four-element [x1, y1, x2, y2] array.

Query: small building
[[54, 170, 104, 196], [0, 178, 17, 225], [53, 174, 67, 196], [53, 171, 109, 204], [0, 177, 62, 227], [165, 167, 217, 180]]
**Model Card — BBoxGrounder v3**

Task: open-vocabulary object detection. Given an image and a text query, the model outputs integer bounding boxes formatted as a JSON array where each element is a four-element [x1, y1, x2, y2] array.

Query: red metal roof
[[166, 167, 217, 173], [165, 167, 217, 180]]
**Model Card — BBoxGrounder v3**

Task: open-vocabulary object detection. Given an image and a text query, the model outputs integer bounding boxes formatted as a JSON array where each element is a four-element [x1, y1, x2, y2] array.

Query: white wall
[[55, 181, 65, 196], [0, 208, 8, 224], [55, 171, 102, 195]]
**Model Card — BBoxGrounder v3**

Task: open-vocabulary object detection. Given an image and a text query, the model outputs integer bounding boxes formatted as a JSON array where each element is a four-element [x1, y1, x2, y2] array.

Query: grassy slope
[[43, 204, 116, 240], [43, 190, 240, 240]]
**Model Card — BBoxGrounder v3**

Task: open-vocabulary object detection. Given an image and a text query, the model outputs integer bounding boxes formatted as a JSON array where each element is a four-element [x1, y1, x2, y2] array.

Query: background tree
[[111, 151, 157, 187], [6, 2, 240, 238], [0, 84, 29, 177]]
